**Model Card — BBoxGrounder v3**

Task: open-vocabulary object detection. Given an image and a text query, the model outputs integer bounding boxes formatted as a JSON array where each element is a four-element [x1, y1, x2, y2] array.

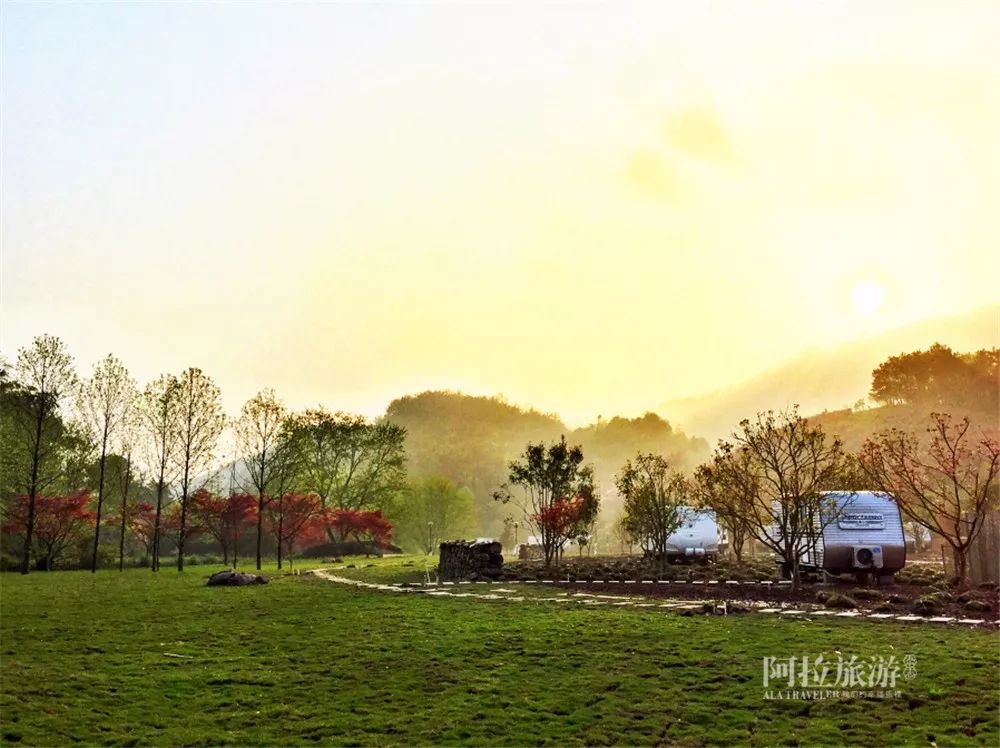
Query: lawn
[[1, 561, 997, 746], [329, 554, 439, 585]]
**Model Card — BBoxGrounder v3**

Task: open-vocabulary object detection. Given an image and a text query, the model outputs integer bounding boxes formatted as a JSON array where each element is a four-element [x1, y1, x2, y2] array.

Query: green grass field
[[2, 559, 998, 746]]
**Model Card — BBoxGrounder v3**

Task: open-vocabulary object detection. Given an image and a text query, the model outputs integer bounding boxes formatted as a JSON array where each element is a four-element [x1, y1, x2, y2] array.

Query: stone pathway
[[309, 570, 998, 628]]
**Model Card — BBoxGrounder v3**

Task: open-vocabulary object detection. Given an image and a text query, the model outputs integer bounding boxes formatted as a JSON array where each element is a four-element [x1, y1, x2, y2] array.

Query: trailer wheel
[[854, 571, 871, 586]]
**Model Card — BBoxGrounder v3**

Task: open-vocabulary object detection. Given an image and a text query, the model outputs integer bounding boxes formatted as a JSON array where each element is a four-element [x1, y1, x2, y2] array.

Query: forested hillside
[[809, 344, 998, 452], [385, 392, 708, 536], [660, 305, 998, 442]]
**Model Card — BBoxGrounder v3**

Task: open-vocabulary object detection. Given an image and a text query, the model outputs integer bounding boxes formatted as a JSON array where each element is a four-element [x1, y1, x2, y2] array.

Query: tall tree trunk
[[91, 426, 110, 573], [544, 530, 556, 568], [20, 406, 45, 575], [953, 546, 968, 586], [734, 534, 744, 564], [256, 493, 264, 570], [176, 431, 193, 572], [177, 491, 188, 572], [118, 454, 132, 572], [277, 496, 284, 570], [152, 476, 165, 572], [177, 461, 190, 573], [176, 369, 195, 574]]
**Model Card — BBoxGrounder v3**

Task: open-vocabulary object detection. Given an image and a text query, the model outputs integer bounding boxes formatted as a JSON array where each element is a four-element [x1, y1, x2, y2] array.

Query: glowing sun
[[850, 280, 885, 319]]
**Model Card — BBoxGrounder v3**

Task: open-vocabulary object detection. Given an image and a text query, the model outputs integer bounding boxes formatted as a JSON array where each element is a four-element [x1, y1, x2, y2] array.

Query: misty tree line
[[516, 405, 998, 591], [3, 335, 996, 589], [1, 335, 478, 574], [387, 394, 711, 548], [507, 343, 998, 591]]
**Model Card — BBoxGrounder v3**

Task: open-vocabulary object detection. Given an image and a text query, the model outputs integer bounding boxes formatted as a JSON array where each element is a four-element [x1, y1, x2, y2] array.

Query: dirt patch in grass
[[556, 580, 998, 620], [495, 556, 997, 621], [336, 555, 999, 620]]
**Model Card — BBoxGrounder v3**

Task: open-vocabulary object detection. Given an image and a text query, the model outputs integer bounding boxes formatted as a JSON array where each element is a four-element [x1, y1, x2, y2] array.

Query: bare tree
[[172, 368, 225, 572], [860, 413, 999, 585], [705, 408, 852, 590], [8, 335, 78, 574], [269, 433, 306, 570], [138, 374, 181, 572], [695, 449, 759, 563], [616, 454, 692, 570], [114, 406, 141, 572], [78, 354, 138, 573], [234, 389, 289, 570]]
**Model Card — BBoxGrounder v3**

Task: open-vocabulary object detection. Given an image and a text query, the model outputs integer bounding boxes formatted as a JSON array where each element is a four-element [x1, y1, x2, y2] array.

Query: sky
[[2, 1, 998, 425]]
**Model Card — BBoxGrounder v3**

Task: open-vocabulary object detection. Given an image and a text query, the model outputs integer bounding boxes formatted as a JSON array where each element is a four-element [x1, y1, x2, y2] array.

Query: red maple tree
[[262, 493, 326, 568], [189, 490, 258, 566], [535, 496, 588, 539], [159, 501, 203, 555], [104, 501, 158, 565], [329, 508, 394, 555], [2, 491, 95, 570]]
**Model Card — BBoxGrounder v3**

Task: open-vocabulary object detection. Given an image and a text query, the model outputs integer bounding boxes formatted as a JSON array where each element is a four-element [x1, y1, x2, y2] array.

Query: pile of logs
[[438, 540, 504, 581]]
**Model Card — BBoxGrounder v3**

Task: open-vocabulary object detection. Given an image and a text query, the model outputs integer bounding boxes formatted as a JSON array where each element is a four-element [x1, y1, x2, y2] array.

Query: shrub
[[964, 599, 991, 612], [184, 554, 224, 567], [912, 596, 943, 615], [300, 540, 403, 558], [897, 566, 946, 586]]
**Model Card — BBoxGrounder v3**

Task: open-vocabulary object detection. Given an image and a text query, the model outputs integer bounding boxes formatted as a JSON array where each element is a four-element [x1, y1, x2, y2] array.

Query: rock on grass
[[824, 593, 858, 610], [206, 570, 268, 586]]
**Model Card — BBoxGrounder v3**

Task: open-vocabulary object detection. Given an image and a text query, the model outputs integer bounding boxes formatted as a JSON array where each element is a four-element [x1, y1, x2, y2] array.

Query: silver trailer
[[779, 490, 906, 583], [662, 509, 720, 563]]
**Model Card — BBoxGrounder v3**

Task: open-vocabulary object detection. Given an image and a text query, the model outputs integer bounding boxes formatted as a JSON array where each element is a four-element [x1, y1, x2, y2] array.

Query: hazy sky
[[3, 1, 998, 424]]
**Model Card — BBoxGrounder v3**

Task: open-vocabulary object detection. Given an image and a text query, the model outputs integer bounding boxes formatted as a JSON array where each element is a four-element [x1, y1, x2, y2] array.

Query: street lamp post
[[513, 522, 519, 547], [427, 521, 434, 555]]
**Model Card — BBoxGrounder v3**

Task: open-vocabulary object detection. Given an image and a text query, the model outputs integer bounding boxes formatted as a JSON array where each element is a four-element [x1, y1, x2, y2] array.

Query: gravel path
[[310, 569, 998, 628]]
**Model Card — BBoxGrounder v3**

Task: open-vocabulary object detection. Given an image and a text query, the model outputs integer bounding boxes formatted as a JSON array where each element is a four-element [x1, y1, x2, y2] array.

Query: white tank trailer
[[661, 509, 721, 564], [779, 490, 907, 583]]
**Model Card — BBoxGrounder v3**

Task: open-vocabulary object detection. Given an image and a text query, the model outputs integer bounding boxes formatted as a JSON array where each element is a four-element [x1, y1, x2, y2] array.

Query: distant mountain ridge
[[656, 305, 999, 443]]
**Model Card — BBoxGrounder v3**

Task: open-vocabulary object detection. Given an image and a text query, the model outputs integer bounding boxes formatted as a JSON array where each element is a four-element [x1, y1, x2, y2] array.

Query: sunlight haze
[[3, 1, 998, 425]]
